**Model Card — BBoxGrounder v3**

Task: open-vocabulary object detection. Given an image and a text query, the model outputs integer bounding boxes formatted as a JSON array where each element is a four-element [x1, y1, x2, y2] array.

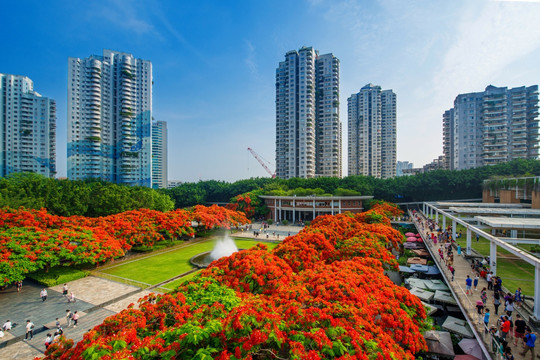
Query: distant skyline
[[1, 0, 540, 182]]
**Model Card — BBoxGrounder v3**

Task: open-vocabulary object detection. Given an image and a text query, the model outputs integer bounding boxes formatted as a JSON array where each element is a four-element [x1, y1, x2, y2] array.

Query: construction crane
[[247, 147, 276, 178]]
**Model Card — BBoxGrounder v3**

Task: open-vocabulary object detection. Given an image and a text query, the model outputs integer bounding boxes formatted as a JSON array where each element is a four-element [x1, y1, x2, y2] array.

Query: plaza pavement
[[0, 276, 153, 359]]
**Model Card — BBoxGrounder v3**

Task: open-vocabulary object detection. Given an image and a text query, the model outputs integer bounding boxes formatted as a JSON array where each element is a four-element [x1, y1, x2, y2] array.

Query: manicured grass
[[161, 270, 202, 291], [99, 238, 278, 286]]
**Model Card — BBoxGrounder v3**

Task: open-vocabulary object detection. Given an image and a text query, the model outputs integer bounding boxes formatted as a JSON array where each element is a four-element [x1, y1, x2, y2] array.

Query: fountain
[[190, 232, 239, 268]]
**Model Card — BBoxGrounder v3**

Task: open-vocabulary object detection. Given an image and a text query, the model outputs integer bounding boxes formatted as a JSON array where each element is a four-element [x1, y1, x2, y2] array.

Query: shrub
[[266, 219, 273, 225], [28, 267, 89, 287], [281, 219, 289, 225]]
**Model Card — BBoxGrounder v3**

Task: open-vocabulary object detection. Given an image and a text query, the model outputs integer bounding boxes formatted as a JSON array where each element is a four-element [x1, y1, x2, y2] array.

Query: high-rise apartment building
[[275, 47, 341, 179], [67, 50, 153, 186], [443, 85, 539, 170], [151, 120, 167, 189], [0, 74, 56, 177], [442, 109, 454, 170], [348, 84, 396, 178]]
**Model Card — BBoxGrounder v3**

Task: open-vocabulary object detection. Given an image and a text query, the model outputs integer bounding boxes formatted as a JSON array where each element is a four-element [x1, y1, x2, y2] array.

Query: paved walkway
[[413, 211, 534, 360], [231, 222, 302, 241], [0, 276, 150, 359]]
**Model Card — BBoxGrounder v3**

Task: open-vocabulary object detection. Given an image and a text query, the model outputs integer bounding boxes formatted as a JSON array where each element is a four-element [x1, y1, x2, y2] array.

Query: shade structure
[[434, 290, 457, 305], [409, 287, 435, 301], [416, 237, 424, 242], [405, 232, 415, 237], [458, 338, 484, 360], [442, 316, 473, 338], [406, 237, 418, 242], [424, 330, 455, 357], [398, 265, 415, 273], [415, 233, 421, 237]]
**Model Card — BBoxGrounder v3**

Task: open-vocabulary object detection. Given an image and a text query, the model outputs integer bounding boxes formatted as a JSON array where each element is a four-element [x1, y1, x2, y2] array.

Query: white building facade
[[67, 50, 153, 186], [151, 120, 167, 189], [0, 74, 56, 177], [348, 84, 396, 178], [444, 85, 539, 170], [275, 47, 341, 179]]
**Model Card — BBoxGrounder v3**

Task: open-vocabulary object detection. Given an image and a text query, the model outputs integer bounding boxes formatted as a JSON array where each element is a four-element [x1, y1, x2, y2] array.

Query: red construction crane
[[247, 147, 276, 178]]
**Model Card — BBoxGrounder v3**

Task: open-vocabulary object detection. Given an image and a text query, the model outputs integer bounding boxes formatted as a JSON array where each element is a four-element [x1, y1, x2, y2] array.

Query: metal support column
[[435, 211, 439, 224], [292, 199, 295, 224], [490, 241, 497, 276], [442, 215, 446, 230], [452, 220, 457, 241], [535, 264, 540, 320], [313, 199, 315, 220], [423, 203, 426, 214], [466, 228, 472, 255]]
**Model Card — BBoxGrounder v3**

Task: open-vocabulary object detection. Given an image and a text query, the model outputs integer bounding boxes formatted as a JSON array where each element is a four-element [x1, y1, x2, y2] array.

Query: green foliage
[[0, 173, 174, 216], [281, 220, 289, 226], [163, 159, 540, 208], [27, 266, 89, 287]]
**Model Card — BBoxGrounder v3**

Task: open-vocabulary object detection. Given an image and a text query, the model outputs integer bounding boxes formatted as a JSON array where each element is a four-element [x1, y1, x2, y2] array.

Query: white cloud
[[244, 40, 259, 78]]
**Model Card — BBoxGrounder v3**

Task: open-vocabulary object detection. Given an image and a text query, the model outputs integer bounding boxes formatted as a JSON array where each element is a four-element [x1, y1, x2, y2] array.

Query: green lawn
[[160, 270, 202, 291], [99, 238, 278, 286], [433, 215, 535, 295]]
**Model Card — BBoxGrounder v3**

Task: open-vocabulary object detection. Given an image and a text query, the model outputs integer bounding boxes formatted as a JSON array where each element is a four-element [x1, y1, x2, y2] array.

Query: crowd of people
[[0, 282, 80, 350], [412, 210, 537, 359]]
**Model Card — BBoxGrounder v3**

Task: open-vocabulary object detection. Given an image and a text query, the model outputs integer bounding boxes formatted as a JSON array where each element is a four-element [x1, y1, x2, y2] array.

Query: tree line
[[164, 159, 540, 207], [2, 159, 539, 215], [0, 173, 174, 216]]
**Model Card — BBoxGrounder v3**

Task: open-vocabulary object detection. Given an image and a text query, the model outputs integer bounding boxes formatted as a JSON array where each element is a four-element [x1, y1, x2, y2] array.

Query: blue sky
[[2, 0, 540, 182]]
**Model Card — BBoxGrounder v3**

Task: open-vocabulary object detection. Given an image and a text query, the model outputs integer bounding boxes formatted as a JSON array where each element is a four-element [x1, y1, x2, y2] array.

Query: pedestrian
[[16, 281, 22, 292], [72, 311, 79, 327], [449, 265, 455, 281], [45, 333, 53, 349], [466, 275, 473, 295], [67, 291, 76, 303], [501, 316, 511, 341], [515, 288, 523, 309], [481, 287, 488, 304], [473, 274, 479, 291], [62, 283, 68, 297], [476, 300, 485, 324], [514, 314, 527, 346], [24, 320, 34, 340], [484, 308, 491, 332], [505, 298, 514, 317], [66, 309, 72, 327], [55, 318, 60, 328], [2, 320, 12, 332], [520, 327, 536, 360], [494, 291, 501, 315], [40, 288, 48, 301], [457, 244, 461, 255], [504, 347, 514, 360], [487, 271, 493, 290]]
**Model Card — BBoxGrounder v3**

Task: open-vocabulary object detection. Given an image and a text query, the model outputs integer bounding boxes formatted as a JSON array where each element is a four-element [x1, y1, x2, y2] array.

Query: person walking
[[40, 288, 48, 302], [466, 275, 473, 295], [62, 283, 68, 297], [483, 308, 491, 332], [45, 333, 53, 349], [520, 327, 536, 360], [476, 300, 485, 324], [514, 314, 527, 346], [501, 316, 511, 341], [473, 274, 479, 291], [515, 288, 523, 309], [494, 291, 501, 315], [24, 320, 34, 340], [449, 265, 455, 281], [504, 346, 514, 360], [481, 287, 488, 304], [66, 309, 73, 327], [505, 298, 514, 317], [72, 311, 79, 327], [16, 281, 22, 292]]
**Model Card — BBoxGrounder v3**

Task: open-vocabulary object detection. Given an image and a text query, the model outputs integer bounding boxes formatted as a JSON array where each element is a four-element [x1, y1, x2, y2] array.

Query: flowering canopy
[[0, 205, 248, 286], [42, 201, 428, 359]]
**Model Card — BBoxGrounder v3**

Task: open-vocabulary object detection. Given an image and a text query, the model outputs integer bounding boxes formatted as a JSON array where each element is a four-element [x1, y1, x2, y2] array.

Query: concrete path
[[414, 212, 534, 360], [0, 276, 150, 359]]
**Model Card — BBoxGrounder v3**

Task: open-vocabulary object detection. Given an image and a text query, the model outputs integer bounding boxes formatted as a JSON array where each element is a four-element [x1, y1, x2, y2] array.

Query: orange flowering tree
[[226, 190, 268, 219], [0, 205, 248, 287], [43, 201, 429, 359]]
